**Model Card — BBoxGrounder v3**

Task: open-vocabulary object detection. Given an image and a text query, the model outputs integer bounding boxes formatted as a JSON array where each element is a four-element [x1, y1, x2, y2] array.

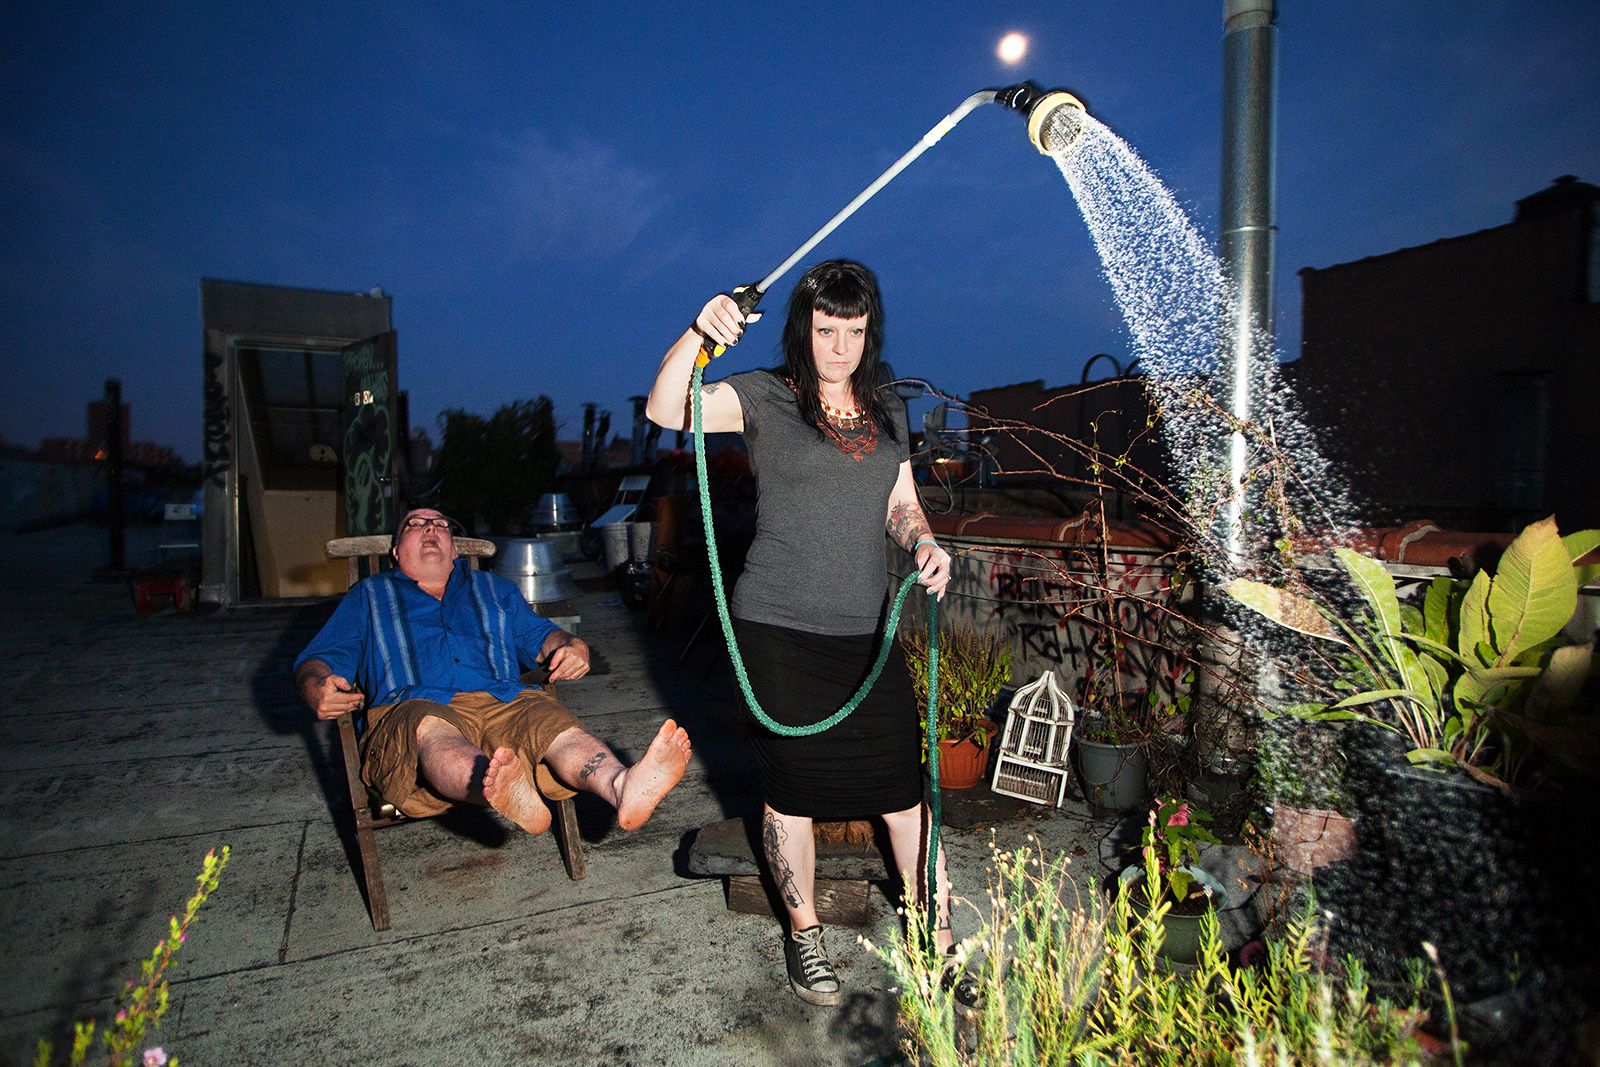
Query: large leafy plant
[[1228, 516, 1597, 788]]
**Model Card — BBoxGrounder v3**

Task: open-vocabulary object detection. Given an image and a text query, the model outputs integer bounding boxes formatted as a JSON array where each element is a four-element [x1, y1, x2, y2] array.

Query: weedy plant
[[1250, 720, 1350, 811], [874, 841, 1454, 1066], [900, 621, 1014, 749], [868, 840, 1107, 1067], [35, 847, 230, 1067]]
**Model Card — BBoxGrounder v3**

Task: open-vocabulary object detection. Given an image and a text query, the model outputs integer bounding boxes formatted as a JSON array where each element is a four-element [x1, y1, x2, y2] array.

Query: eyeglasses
[[402, 516, 455, 532]]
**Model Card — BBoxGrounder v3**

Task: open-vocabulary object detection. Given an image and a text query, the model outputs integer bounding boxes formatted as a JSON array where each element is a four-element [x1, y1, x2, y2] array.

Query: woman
[[647, 260, 958, 1006]]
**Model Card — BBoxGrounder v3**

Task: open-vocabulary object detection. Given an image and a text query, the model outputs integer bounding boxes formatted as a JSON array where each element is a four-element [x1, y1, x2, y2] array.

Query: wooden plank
[[552, 795, 588, 882], [725, 875, 874, 927]]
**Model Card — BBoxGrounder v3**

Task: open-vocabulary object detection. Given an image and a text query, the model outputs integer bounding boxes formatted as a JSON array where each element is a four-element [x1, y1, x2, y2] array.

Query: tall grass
[[872, 841, 1447, 1065]]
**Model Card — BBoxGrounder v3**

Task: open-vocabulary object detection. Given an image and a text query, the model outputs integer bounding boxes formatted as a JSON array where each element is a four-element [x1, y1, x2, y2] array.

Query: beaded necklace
[[784, 377, 880, 462]]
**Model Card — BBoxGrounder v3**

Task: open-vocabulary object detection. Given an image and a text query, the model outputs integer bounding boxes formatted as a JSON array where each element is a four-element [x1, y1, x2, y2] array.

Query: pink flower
[[144, 1048, 169, 1066], [1166, 803, 1190, 828], [115, 1010, 128, 1023]]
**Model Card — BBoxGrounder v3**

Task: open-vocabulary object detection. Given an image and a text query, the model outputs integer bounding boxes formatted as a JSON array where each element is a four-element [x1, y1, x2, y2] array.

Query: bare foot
[[615, 719, 691, 831], [482, 747, 551, 835]]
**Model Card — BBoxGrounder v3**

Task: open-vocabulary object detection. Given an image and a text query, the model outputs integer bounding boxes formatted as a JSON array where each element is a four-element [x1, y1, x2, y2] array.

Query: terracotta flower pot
[[1269, 804, 1357, 874], [937, 720, 998, 790]]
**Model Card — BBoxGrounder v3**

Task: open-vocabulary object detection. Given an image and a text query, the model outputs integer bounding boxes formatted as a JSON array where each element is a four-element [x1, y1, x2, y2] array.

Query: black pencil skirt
[[732, 617, 923, 819]]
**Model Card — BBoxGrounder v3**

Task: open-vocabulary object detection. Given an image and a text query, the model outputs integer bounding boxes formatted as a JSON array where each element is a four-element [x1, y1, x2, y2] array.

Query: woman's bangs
[[813, 279, 871, 321]]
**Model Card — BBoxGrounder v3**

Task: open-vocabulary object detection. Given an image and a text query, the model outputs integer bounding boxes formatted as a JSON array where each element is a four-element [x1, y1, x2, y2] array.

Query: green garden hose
[[689, 360, 944, 946]]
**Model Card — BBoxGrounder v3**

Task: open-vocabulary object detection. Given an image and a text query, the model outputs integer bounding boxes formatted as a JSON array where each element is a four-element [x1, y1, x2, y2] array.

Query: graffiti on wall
[[202, 348, 229, 489], [933, 542, 1196, 708], [342, 336, 396, 537]]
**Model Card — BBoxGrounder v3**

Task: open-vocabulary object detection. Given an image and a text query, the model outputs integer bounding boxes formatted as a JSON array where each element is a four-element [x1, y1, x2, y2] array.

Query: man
[[294, 507, 691, 836]]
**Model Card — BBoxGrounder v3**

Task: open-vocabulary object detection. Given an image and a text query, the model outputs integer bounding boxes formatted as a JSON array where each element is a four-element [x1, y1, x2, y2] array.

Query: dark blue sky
[[3, 2, 1596, 463]]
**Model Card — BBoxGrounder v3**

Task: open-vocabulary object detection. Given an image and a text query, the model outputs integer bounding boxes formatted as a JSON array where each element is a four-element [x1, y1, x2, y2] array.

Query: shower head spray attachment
[[995, 81, 1089, 155], [1027, 92, 1087, 155], [694, 82, 1089, 368]]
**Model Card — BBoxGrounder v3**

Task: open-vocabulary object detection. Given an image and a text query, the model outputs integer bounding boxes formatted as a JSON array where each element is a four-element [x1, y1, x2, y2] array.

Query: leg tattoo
[[577, 751, 606, 782], [762, 812, 805, 908]]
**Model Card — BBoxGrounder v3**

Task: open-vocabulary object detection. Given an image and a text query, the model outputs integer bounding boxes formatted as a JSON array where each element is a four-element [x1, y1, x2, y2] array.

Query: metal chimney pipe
[[1220, 0, 1277, 562], [104, 378, 126, 574], [629, 395, 648, 467], [594, 410, 612, 471], [581, 402, 597, 473]]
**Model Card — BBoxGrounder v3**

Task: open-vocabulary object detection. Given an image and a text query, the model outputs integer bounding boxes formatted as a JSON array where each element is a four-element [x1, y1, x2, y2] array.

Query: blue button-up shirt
[[294, 558, 561, 708]]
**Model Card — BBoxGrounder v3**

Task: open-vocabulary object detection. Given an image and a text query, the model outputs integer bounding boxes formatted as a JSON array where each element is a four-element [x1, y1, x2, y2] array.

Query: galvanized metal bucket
[[530, 492, 581, 530], [600, 521, 654, 571], [493, 537, 579, 603]]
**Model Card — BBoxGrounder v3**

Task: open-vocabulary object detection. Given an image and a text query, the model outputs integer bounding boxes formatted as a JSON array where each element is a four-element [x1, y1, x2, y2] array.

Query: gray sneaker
[[785, 925, 842, 1006]]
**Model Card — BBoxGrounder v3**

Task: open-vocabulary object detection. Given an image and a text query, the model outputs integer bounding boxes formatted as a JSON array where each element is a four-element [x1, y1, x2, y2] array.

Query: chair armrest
[[327, 535, 394, 558]]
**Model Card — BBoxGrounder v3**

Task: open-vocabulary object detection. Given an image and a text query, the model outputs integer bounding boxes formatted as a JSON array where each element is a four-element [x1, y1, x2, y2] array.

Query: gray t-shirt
[[722, 369, 911, 635]]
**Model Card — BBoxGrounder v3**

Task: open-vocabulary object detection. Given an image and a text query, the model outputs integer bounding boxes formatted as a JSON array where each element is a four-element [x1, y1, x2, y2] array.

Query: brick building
[[1291, 175, 1599, 530], [966, 372, 1168, 514], [39, 396, 178, 468]]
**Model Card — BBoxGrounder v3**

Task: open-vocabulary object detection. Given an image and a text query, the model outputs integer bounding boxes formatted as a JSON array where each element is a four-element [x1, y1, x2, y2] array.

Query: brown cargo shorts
[[361, 688, 581, 818]]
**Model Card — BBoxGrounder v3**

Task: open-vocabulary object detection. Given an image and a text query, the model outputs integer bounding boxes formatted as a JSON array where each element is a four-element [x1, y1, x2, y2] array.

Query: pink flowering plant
[[34, 847, 229, 1067], [1142, 797, 1218, 903]]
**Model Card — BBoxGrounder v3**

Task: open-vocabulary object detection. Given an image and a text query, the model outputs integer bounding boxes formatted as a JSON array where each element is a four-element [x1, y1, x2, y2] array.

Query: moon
[[997, 32, 1028, 65]]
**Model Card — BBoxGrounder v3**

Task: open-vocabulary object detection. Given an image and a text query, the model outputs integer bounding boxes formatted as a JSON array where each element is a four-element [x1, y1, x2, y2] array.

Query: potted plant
[[1075, 706, 1151, 814], [1118, 797, 1222, 964], [1071, 645, 1184, 814], [1228, 515, 1600, 1002], [1226, 515, 1597, 790], [899, 621, 1013, 789], [1250, 722, 1357, 876]]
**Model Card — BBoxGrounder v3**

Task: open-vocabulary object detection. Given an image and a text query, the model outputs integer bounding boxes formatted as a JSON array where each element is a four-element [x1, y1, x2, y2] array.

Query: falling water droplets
[[1046, 112, 1359, 574]]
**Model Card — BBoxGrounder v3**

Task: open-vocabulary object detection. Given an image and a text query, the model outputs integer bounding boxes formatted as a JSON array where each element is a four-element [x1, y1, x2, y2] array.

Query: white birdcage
[[990, 670, 1077, 807]]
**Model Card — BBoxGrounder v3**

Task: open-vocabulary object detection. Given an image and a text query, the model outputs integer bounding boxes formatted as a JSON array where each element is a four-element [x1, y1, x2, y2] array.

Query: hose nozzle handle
[[695, 284, 766, 368]]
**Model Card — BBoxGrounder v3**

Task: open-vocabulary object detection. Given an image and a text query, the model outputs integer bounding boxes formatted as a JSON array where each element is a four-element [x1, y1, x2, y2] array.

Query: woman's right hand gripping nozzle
[[695, 287, 764, 366]]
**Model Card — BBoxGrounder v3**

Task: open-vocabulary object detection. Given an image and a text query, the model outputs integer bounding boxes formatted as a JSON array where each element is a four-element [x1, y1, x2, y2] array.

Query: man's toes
[[483, 747, 518, 791], [481, 748, 549, 835]]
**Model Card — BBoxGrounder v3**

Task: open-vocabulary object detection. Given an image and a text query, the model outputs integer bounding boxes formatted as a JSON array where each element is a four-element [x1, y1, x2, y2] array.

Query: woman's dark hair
[[778, 259, 897, 442]]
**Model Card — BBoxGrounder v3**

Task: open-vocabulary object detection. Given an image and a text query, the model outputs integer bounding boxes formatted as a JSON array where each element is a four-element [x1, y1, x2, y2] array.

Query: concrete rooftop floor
[[0, 522, 1110, 1067]]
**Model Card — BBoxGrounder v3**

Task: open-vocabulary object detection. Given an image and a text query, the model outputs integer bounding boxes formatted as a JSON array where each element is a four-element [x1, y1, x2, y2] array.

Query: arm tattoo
[[577, 751, 606, 782], [701, 381, 722, 396], [887, 501, 932, 551], [761, 812, 805, 908]]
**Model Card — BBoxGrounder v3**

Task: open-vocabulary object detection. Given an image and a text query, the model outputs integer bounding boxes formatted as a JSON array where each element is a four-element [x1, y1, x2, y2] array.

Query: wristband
[[913, 538, 938, 552]]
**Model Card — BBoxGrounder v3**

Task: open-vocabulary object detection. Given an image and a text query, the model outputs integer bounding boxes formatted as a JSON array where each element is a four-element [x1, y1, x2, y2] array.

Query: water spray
[[694, 82, 1087, 367]]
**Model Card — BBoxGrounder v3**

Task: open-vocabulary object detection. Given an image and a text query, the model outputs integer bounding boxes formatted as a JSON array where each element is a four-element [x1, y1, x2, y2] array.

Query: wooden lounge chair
[[324, 534, 587, 931]]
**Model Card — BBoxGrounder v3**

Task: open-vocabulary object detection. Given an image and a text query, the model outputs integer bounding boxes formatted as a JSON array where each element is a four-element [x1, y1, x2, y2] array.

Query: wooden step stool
[[687, 817, 892, 926]]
